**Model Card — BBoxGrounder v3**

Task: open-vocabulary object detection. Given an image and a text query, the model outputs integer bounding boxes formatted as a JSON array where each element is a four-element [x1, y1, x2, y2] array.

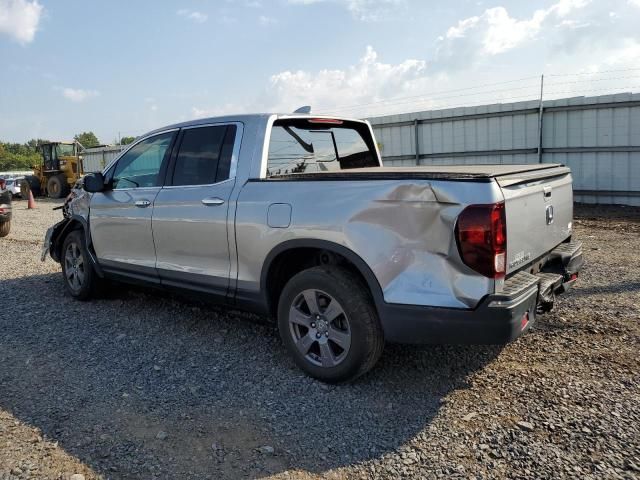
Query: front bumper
[[379, 241, 584, 344]]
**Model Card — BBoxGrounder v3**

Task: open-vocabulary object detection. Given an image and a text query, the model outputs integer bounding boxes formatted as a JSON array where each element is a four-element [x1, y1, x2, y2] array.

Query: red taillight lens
[[455, 202, 507, 278]]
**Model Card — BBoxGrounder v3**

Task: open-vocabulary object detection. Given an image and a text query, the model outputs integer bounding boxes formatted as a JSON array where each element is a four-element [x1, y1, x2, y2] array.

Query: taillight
[[455, 202, 507, 279]]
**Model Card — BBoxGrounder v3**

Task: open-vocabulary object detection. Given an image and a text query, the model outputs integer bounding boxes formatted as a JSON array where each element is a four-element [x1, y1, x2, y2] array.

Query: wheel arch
[[50, 215, 104, 277], [260, 239, 385, 318]]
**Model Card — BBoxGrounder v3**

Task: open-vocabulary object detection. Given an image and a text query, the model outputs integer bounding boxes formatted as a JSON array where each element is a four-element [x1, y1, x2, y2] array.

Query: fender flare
[[260, 238, 385, 313], [50, 215, 104, 277]]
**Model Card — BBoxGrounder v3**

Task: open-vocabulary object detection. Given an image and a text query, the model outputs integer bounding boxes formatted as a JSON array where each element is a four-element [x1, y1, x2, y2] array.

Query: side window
[[112, 132, 174, 189], [171, 124, 237, 186]]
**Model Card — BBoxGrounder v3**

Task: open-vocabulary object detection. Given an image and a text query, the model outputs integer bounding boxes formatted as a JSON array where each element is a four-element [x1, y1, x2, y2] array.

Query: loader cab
[[39, 142, 77, 172]]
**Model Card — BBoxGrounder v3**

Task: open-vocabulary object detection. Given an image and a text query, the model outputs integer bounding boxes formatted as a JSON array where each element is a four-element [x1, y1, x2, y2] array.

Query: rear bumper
[[379, 240, 583, 344]]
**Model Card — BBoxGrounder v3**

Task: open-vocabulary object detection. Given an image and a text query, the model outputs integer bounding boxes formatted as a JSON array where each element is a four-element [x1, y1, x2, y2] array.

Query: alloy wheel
[[64, 242, 85, 291], [288, 289, 352, 368]]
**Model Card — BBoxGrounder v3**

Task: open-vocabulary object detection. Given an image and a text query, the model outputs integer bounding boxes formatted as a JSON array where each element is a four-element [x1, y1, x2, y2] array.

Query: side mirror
[[83, 172, 105, 193]]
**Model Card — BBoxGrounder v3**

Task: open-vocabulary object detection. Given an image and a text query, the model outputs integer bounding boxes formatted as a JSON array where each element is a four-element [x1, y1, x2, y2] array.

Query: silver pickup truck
[[43, 113, 583, 382]]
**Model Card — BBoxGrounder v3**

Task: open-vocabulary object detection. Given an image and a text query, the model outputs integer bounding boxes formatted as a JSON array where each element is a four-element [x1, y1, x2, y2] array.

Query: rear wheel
[[61, 230, 99, 300], [47, 174, 69, 199], [277, 266, 384, 383], [0, 220, 10, 238]]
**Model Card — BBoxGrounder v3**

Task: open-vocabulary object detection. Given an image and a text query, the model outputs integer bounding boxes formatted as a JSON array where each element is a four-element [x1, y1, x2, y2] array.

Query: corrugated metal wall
[[369, 93, 640, 206], [82, 146, 124, 173]]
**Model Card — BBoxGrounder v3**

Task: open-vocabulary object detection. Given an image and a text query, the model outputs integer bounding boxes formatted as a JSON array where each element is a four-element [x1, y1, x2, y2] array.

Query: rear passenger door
[[152, 123, 242, 297]]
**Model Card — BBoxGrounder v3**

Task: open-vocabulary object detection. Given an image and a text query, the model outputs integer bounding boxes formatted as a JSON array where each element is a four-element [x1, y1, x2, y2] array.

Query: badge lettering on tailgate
[[509, 251, 531, 269]]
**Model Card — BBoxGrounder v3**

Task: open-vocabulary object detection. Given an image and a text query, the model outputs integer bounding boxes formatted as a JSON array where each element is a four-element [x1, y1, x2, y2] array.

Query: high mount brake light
[[307, 118, 344, 124], [455, 202, 507, 279]]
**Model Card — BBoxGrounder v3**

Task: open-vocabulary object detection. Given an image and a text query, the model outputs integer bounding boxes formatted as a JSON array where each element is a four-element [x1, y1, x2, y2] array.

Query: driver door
[[89, 130, 176, 282]]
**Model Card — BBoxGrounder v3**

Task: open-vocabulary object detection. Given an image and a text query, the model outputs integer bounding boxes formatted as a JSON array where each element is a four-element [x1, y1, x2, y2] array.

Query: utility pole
[[537, 74, 544, 163], [414, 119, 420, 165]]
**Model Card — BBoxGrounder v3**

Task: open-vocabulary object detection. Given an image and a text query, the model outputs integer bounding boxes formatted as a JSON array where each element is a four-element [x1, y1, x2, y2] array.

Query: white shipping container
[[82, 146, 125, 173]]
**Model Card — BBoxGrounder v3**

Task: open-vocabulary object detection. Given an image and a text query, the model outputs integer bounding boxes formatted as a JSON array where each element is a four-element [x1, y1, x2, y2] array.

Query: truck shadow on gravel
[[0, 273, 503, 479]]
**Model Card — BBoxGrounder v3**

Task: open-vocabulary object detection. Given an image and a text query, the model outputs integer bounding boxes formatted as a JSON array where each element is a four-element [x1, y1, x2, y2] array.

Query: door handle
[[202, 197, 225, 206], [135, 200, 151, 208]]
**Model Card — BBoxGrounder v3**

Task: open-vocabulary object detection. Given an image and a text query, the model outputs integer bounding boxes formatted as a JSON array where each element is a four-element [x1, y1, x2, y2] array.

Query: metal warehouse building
[[368, 93, 640, 206]]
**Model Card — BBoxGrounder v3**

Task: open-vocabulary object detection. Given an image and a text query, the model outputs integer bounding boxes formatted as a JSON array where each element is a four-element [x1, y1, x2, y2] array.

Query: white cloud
[[264, 45, 427, 114], [61, 87, 100, 103], [177, 9, 208, 23], [0, 0, 43, 44], [438, 0, 589, 62], [258, 15, 277, 26], [218, 15, 237, 24], [287, 0, 404, 21]]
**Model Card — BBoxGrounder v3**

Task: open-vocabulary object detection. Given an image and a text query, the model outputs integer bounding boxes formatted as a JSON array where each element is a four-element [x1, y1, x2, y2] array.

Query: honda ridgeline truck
[[42, 113, 583, 382]]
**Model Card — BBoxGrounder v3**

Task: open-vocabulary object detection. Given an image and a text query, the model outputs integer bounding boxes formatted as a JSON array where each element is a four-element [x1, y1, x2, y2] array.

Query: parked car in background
[[5, 177, 23, 198], [42, 112, 583, 383], [0, 179, 12, 237]]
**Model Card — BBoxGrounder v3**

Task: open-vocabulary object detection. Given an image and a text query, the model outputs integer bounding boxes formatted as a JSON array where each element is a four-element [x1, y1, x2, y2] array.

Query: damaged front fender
[[42, 218, 73, 262]]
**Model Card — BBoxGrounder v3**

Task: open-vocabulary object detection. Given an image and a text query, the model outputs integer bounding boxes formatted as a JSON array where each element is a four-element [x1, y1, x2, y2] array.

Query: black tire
[[61, 230, 99, 300], [21, 176, 41, 197], [277, 266, 384, 383], [0, 220, 10, 238], [47, 174, 68, 199]]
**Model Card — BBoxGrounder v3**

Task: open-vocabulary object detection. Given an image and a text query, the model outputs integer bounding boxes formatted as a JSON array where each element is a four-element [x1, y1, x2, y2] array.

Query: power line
[[543, 84, 640, 96], [545, 75, 640, 87], [320, 83, 541, 116], [547, 67, 640, 77], [315, 75, 540, 113], [318, 75, 639, 118]]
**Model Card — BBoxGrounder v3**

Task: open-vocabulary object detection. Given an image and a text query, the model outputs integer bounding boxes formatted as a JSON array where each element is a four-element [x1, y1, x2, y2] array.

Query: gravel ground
[[0, 198, 638, 480]]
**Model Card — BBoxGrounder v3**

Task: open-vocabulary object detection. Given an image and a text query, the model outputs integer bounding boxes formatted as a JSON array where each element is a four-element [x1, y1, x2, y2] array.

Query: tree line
[[0, 131, 136, 171]]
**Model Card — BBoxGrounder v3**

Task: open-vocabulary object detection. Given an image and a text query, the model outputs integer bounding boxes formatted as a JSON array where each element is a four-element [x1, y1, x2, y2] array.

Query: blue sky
[[1, 0, 639, 143]]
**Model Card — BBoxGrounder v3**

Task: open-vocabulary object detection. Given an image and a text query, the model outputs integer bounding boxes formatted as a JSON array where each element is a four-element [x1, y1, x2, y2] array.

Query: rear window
[[266, 119, 378, 177]]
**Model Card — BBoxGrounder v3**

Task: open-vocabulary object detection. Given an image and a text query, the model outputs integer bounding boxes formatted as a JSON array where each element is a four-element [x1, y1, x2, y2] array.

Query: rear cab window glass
[[266, 118, 378, 177], [171, 125, 237, 186]]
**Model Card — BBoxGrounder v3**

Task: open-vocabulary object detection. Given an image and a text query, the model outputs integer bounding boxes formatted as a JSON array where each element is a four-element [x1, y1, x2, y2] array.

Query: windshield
[[266, 119, 378, 177], [55, 144, 75, 157]]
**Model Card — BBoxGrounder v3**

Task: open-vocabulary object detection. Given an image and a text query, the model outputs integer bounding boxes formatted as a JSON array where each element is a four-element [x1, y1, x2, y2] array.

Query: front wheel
[[47, 175, 68, 199], [277, 266, 384, 383], [61, 230, 99, 300]]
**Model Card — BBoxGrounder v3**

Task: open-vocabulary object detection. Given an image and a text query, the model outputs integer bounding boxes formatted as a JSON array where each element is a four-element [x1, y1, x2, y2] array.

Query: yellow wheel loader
[[21, 141, 85, 198]]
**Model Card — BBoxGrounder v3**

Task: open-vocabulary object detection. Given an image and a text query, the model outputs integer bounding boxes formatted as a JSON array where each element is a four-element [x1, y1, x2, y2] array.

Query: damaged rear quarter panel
[[236, 178, 504, 309]]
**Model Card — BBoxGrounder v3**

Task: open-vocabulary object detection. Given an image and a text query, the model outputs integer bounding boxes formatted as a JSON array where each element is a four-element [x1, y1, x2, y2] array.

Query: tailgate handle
[[543, 186, 552, 199]]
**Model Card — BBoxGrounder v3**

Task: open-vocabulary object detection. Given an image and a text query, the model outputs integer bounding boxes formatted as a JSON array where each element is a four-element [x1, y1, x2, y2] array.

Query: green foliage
[[74, 131, 100, 148], [0, 139, 46, 171], [120, 136, 136, 145]]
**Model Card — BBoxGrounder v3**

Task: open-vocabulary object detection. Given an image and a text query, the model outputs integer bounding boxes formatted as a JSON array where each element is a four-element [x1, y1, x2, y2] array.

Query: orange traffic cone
[[27, 189, 36, 209]]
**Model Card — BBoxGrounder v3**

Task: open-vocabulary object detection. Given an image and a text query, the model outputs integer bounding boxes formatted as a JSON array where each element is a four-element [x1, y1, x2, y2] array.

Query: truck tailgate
[[497, 165, 573, 274]]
